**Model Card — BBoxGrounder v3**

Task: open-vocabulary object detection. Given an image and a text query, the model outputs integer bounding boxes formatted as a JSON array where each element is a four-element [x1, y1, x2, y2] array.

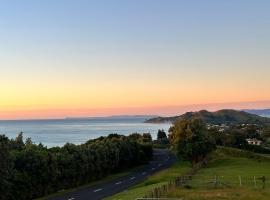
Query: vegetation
[[0, 133, 153, 200], [153, 129, 169, 149], [169, 119, 216, 165], [147, 109, 270, 152], [164, 147, 270, 200], [38, 164, 146, 200], [106, 161, 192, 200], [110, 147, 270, 200], [157, 129, 167, 140], [209, 124, 270, 154], [145, 109, 270, 124], [2, 110, 269, 200], [108, 112, 270, 200]]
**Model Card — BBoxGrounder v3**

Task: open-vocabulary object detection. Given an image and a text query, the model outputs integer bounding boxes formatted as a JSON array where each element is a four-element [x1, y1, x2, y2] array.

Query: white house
[[246, 138, 262, 146]]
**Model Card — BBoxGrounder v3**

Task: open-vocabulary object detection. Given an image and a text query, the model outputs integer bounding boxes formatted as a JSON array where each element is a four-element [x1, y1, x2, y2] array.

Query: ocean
[[0, 117, 171, 147]]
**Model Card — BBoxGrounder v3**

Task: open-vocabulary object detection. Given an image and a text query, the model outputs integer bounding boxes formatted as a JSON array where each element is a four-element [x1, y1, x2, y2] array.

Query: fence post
[[254, 176, 257, 188], [238, 175, 242, 187], [262, 176, 266, 189]]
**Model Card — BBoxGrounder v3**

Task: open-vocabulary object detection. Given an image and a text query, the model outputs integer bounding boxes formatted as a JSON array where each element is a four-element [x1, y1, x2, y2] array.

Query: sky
[[0, 0, 270, 119]]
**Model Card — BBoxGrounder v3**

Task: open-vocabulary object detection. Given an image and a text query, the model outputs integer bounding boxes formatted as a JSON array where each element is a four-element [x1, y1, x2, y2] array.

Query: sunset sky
[[1, 0, 270, 119]]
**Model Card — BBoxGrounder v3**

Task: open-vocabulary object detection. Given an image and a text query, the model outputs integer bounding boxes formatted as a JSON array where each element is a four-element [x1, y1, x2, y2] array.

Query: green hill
[[145, 109, 270, 125]]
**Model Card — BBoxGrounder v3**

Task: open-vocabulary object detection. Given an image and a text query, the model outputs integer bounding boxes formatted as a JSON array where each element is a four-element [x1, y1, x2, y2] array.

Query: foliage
[[0, 135, 13, 200], [0, 133, 153, 200], [153, 129, 169, 148], [157, 129, 167, 140], [209, 124, 270, 154], [169, 119, 216, 165]]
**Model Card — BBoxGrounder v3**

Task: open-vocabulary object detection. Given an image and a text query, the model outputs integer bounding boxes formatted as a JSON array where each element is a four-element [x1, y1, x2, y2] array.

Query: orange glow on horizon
[[1, 100, 270, 120]]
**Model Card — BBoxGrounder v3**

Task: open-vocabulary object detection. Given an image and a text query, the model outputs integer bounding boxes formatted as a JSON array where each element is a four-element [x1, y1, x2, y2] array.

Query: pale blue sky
[[0, 0, 270, 118]]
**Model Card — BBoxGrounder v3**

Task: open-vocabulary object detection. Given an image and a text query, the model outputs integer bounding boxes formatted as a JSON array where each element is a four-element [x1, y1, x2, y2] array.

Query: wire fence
[[136, 198, 183, 200], [177, 175, 268, 189], [143, 174, 269, 198]]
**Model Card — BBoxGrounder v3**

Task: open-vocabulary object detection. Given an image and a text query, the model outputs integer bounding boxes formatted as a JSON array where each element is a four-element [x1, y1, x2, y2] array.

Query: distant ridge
[[65, 115, 158, 120], [243, 109, 270, 118], [145, 109, 270, 124]]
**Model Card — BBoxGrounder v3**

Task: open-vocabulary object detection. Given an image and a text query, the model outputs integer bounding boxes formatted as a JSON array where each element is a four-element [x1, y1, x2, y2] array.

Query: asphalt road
[[49, 149, 176, 200]]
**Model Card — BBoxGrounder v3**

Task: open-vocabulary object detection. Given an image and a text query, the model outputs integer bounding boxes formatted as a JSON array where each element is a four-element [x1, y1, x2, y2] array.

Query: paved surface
[[49, 149, 176, 200]]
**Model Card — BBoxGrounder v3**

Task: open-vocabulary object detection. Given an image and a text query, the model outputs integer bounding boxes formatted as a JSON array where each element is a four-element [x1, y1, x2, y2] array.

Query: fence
[[136, 198, 182, 200], [143, 174, 268, 198], [175, 174, 268, 189]]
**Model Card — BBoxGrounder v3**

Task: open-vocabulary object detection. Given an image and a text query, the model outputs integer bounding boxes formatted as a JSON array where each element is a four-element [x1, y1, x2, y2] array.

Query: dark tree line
[[0, 133, 153, 200]]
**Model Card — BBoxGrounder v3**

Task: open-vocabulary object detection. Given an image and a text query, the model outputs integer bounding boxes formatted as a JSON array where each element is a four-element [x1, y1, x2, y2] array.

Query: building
[[246, 138, 262, 146]]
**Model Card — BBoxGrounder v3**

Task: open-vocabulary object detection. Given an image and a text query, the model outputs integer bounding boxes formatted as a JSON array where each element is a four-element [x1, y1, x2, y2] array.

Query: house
[[246, 138, 262, 146]]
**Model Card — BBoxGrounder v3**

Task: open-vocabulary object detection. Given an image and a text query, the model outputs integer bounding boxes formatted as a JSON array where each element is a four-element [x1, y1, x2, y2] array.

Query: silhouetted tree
[[157, 129, 167, 140]]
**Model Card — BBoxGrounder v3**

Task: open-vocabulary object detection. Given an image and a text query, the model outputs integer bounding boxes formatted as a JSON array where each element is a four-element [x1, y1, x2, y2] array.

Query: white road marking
[[115, 181, 122, 185], [68, 198, 75, 200], [152, 168, 155, 170], [93, 188, 103, 192], [142, 172, 146, 175], [158, 163, 162, 167], [130, 177, 136, 180]]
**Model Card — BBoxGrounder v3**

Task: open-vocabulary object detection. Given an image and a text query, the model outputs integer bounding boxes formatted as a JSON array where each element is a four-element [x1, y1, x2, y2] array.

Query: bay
[[0, 116, 171, 147]]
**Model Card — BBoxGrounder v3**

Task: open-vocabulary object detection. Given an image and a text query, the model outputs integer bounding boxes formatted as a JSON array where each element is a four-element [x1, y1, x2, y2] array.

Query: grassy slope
[[107, 147, 270, 200], [105, 161, 191, 200], [166, 148, 270, 200]]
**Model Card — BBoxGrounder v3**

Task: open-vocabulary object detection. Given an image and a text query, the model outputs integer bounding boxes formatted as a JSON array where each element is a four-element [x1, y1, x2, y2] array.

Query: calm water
[[0, 117, 171, 147]]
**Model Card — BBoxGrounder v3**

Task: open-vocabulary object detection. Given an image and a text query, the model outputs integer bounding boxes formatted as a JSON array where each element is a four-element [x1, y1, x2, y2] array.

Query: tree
[[169, 119, 216, 165], [0, 133, 153, 199], [157, 130, 167, 140], [142, 133, 152, 143], [10, 132, 25, 150], [0, 135, 13, 200]]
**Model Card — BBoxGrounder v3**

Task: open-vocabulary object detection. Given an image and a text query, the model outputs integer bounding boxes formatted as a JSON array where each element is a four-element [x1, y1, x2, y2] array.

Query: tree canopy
[[169, 119, 216, 165], [0, 133, 153, 200]]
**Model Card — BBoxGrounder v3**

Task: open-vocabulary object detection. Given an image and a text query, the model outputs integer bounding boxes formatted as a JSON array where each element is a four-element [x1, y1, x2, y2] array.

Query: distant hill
[[145, 109, 270, 125], [243, 109, 270, 118], [65, 115, 158, 120]]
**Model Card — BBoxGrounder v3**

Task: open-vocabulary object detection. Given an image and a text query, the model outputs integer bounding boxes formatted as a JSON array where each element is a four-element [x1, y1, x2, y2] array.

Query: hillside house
[[246, 138, 262, 146]]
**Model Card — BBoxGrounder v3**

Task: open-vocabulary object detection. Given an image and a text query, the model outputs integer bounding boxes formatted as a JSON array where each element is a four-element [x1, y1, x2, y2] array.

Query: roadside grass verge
[[105, 161, 192, 200]]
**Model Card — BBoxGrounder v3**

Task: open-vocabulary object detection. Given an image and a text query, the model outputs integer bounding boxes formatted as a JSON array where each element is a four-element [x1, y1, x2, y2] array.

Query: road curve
[[49, 149, 176, 200]]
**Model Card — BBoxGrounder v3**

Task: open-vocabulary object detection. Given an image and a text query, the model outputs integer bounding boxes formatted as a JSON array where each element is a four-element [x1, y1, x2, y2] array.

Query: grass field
[[186, 148, 270, 188], [107, 147, 270, 200]]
